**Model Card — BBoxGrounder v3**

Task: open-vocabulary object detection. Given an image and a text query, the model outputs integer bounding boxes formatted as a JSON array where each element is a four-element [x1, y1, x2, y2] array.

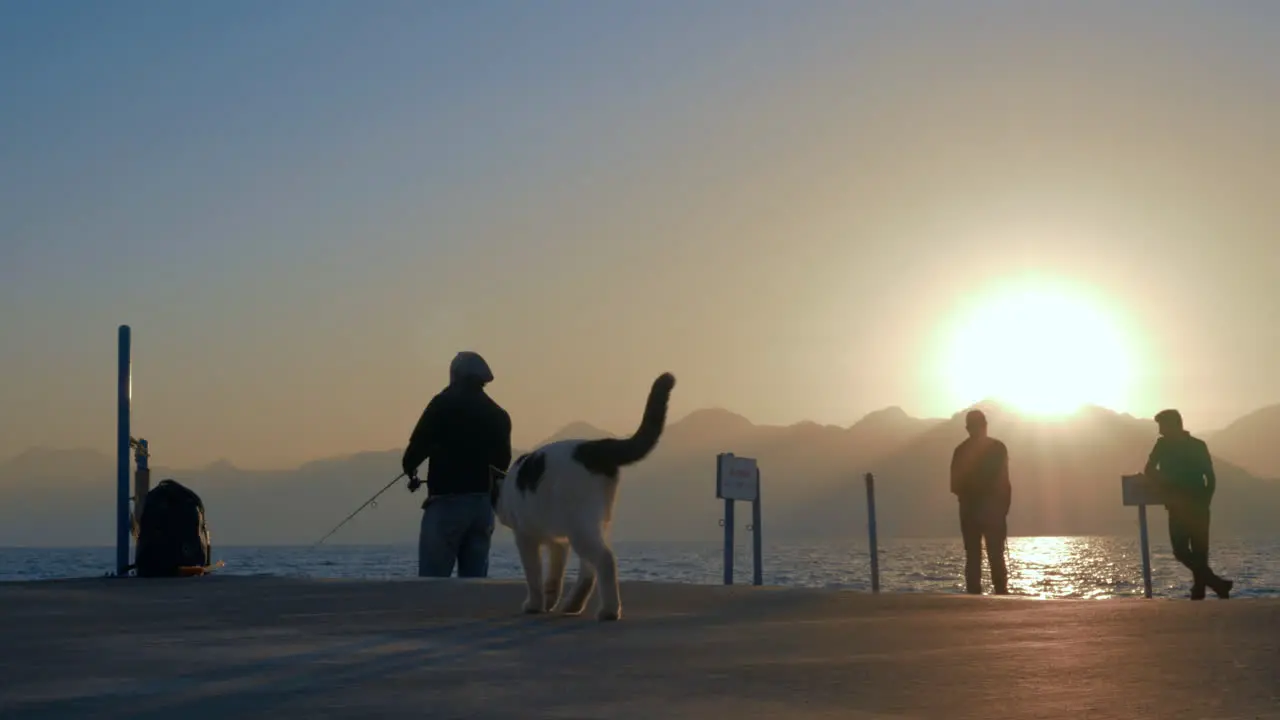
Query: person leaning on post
[[1144, 409, 1232, 600]]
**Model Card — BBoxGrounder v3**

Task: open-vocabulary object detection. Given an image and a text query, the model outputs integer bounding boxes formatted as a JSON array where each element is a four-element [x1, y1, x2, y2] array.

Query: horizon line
[[3, 399, 1261, 473]]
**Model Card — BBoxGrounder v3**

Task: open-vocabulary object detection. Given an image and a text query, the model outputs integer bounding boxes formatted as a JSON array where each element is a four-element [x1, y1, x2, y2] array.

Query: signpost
[[716, 453, 762, 586], [1121, 473, 1166, 599]]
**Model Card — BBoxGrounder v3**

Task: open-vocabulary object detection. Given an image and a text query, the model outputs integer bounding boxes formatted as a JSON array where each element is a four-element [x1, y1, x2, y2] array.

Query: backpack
[[134, 479, 212, 577]]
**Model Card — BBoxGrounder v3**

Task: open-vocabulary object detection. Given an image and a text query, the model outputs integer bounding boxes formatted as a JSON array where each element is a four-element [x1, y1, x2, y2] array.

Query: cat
[[493, 372, 676, 622]]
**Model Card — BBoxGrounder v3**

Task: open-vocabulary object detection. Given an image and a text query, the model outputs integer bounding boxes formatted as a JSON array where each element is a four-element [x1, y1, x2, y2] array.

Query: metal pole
[[723, 498, 735, 585], [116, 325, 131, 577], [865, 473, 880, 593], [1138, 504, 1153, 599], [751, 468, 762, 586]]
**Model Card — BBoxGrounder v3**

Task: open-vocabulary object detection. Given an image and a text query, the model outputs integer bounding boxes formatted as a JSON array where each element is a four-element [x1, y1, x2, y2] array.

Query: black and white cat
[[493, 372, 676, 622]]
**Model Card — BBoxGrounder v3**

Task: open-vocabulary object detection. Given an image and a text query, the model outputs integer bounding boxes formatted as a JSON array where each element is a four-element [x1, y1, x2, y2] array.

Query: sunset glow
[[939, 278, 1140, 417]]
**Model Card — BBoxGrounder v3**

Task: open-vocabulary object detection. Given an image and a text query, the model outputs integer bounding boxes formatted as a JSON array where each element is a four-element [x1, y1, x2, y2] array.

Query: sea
[[3, 535, 1279, 599]]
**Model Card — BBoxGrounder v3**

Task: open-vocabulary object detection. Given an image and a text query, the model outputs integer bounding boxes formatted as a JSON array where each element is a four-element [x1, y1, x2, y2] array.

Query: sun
[[937, 278, 1140, 417]]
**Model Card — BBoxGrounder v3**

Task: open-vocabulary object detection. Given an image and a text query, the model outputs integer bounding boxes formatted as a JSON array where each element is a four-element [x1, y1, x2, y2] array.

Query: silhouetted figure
[[402, 351, 512, 578], [950, 409, 1011, 595], [1144, 409, 1232, 600]]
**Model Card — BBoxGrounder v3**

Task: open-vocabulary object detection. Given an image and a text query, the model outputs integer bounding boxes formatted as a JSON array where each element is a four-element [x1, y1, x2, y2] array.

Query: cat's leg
[[544, 540, 568, 611], [514, 531, 545, 614], [555, 553, 597, 616], [571, 531, 621, 622], [592, 542, 622, 622]]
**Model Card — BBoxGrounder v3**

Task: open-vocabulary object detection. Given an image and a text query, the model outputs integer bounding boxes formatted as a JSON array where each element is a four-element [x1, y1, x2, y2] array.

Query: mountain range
[[2, 402, 1278, 547]]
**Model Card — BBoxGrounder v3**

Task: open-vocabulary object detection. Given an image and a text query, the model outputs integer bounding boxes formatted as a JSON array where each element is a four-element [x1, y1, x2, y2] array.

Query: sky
[[2, 1, 1277, 469]]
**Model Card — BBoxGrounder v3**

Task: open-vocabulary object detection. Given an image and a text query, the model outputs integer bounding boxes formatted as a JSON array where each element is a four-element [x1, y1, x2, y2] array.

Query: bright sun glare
[[940, 279, 1139, 417]]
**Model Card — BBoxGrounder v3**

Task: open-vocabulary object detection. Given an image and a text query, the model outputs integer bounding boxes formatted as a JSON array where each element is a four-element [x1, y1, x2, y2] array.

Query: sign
[[716, 453, 759, 501], [1121, 473, 1166, 507]]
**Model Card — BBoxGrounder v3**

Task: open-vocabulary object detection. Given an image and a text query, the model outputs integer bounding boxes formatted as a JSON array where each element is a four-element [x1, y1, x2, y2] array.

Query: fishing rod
[[313, 464, 510, 547], [312, 472, 406, 547]]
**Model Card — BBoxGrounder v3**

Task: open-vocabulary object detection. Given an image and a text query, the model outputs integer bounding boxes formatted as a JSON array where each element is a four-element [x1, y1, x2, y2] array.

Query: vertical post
[[865, 473, 880, 594], [1138, 504, 1152, 599], [751, 468, 762, 586], [116, 325, 132, 577], [723, 498, 735, 585]]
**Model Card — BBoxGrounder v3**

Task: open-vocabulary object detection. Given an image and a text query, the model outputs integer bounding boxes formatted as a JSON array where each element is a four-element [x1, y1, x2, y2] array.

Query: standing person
[[950, 409, 1012, 595], [402, 351, 513, 578], [1144, 409, 1232, 600]]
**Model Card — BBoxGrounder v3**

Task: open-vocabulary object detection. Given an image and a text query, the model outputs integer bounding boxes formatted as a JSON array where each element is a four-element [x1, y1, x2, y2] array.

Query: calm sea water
[[3, 536, 1278, 599]]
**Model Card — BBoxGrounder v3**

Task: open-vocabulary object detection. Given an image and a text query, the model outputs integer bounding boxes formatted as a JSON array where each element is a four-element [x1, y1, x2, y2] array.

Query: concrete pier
[[1, 576, 1277, 719]]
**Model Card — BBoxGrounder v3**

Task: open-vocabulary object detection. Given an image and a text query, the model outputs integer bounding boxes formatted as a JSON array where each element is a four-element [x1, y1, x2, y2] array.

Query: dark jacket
[[402, 383, 512, 499], [1144, 431, 1215, 505], [950, 436, 1011, 510]]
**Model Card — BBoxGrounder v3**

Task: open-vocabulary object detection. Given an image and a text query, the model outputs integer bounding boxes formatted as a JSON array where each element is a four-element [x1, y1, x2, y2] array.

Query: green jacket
[[1144, 431, 1216, 503]]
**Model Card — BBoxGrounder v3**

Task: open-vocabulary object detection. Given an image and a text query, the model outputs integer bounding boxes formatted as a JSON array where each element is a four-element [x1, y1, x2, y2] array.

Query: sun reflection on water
[[1006, 536, 1129, 600]]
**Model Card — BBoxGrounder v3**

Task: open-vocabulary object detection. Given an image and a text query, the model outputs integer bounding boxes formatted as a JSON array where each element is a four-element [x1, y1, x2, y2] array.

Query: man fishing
[[402, 351, 512, 578], [1144, 409, 1232, 600]]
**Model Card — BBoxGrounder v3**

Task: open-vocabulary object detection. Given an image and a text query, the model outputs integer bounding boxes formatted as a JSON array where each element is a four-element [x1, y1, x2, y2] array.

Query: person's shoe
[[1190, 583, 1206, 601], [1212, 578, 1233, 599]]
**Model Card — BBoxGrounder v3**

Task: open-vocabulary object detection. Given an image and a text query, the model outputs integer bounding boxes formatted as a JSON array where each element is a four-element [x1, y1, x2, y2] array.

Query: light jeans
[[418, 493, 494, 578]]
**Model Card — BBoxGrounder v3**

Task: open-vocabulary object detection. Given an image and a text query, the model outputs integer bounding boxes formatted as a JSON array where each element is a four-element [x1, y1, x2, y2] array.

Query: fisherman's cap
[[450, 351, 494, 385]]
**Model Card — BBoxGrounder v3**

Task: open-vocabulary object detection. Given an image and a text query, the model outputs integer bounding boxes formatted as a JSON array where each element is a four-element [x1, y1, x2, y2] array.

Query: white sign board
[[1121, 473, 1165, 507], [717, 453, 759, 502]]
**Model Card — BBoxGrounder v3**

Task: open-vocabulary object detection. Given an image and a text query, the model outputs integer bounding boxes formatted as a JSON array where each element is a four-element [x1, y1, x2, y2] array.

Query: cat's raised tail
[[571, 372, 676, 478]]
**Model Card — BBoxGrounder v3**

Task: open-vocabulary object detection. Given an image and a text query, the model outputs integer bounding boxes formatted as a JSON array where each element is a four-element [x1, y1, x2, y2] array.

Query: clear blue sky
[[2, 1, 1277, 468]]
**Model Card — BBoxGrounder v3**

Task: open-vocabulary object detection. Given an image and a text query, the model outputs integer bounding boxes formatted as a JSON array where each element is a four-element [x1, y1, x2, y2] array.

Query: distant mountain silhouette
[[1205, 404, 1280, 479], [535, 421, 614, 447], [3, 447, 111, 481], [1, 403, 1277, 547], [202, 459, 239, 474]]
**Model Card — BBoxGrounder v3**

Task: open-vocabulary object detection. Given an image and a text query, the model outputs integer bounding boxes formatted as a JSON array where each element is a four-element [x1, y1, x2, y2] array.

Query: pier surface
[[1, 576, 1277, 719]]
